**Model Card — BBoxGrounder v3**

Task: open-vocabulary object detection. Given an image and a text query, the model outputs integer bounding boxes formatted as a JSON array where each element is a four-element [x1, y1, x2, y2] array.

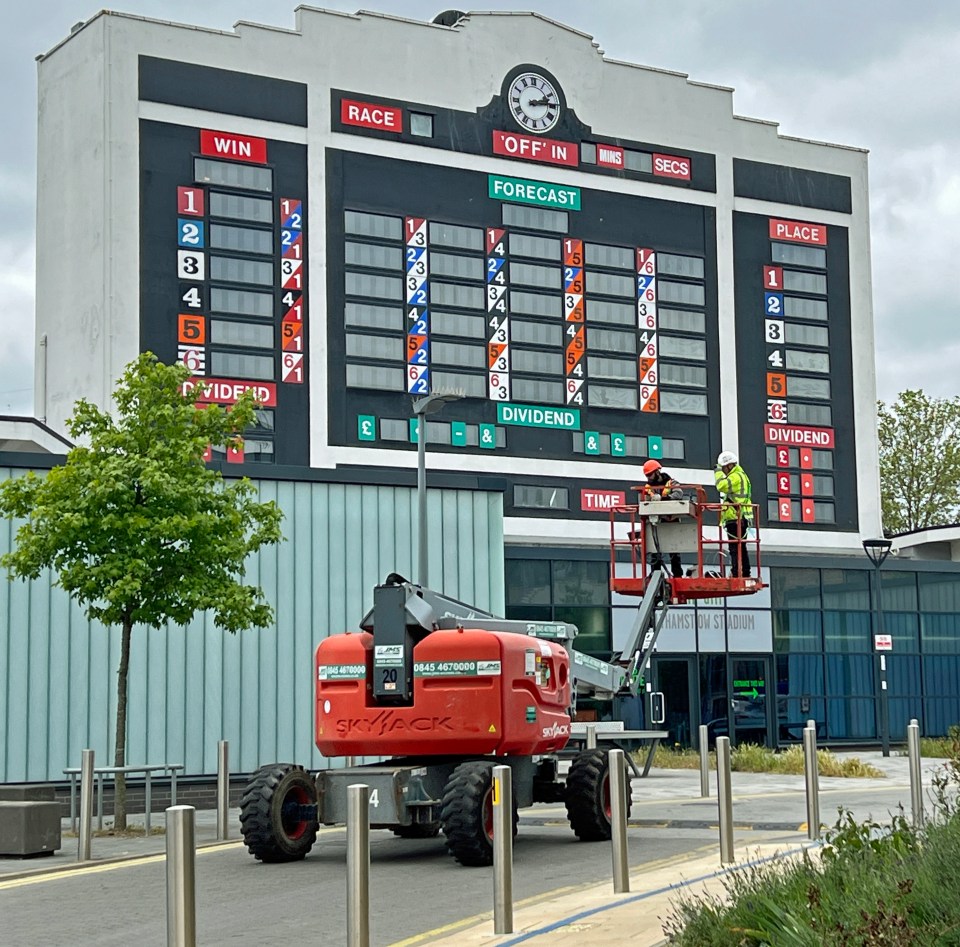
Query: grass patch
[[62, 825, 166, 838], [645, 743, 885, 778]]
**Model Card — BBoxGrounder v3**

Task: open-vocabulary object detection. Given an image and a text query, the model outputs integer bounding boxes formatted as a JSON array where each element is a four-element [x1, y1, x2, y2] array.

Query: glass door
[[650, 657, 696, 747], [731, 656, 773, 747]]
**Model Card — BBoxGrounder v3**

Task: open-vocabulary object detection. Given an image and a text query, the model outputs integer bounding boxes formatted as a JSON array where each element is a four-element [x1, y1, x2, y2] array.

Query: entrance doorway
[[699, 654, 774, 748], [650, 657, 696, 748]]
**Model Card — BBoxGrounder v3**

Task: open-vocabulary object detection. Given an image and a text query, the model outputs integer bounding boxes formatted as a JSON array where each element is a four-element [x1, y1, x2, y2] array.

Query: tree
[[0, 354, 283, 829], [878, 389, 960, 534]]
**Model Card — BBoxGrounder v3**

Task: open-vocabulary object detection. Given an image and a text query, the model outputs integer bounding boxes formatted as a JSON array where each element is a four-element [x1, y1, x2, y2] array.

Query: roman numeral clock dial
[[509, 72, 561, 132]]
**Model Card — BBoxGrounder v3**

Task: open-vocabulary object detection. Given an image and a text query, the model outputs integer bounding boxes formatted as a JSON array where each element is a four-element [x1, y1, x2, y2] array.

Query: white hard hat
[[717, 451, 738, 466]]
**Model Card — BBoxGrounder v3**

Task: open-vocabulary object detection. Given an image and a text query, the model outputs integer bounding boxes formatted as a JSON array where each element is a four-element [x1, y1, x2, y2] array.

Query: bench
[[568, 723, 669, 778]]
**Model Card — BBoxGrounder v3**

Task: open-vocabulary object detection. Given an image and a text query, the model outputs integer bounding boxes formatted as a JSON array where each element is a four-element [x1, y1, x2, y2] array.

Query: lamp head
[[862, 537, 893, 568], [412, 389, 466, 416]]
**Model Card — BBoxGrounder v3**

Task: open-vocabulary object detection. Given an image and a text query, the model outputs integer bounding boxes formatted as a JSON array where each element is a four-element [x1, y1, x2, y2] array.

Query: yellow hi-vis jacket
[[714, 464, 753, 523]]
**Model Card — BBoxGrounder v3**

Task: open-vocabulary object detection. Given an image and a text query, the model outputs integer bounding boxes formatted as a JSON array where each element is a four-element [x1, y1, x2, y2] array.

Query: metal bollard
[[347, 784, 370, 947], [585, 723, 597, 750], [166, 805, 197, 947], [217, 740, 229, 840], [908, 718, 924, 827], [716, 736, 734, 864], [803, 724, 821, 840], [609, 749, 630, 893], [79, 749, 94, 861], [493, 765, 514, 935], [699, 724, 710, 798]]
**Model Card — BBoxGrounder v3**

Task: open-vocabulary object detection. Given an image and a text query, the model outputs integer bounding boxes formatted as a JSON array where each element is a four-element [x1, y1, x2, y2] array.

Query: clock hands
[[527, 96, 555, 108]]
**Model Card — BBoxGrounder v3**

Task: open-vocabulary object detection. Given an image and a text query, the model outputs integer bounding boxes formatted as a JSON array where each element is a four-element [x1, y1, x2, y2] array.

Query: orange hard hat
[[642, 459, 661, 476]]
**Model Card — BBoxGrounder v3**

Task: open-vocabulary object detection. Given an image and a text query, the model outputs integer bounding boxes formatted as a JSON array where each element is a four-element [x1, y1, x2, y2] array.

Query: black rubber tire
[[565, 749, 632, 842], [440, 761, 518, 867], [391, 822, 441, 839], [239, 763, 319, 863]]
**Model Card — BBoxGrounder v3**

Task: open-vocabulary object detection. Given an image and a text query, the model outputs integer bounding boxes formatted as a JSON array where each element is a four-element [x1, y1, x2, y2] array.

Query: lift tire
[[440, 761, 517, 867], [391, 822, 441, 839], [565, 749, 632, 842], [239, 763, 319, 863]]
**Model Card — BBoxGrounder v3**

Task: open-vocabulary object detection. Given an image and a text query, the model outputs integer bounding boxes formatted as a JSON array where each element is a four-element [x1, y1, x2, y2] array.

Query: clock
[[508, 72, 561, 133]]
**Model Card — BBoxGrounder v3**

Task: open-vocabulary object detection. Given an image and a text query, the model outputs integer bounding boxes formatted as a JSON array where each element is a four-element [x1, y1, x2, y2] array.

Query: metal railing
[[64, 763, 185, 834]]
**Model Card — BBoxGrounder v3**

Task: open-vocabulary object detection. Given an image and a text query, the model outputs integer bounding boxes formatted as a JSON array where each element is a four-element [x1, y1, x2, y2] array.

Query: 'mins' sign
[[199, 130, 267, 164]]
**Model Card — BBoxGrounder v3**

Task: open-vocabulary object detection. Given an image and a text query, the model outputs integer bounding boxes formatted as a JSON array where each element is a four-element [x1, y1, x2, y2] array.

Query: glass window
[[345, 241, 402, 270], [211, 438, 273, 463], [659, 308, 706, 334], [345, 302, 404, 331], [772, 569, 820, 609], [505, 559, 551, 605], [772, 243, 826, 268], [195, 157, 272, 192], [210, 224, 272, 255], [430, 253, 484, 281], [552, 559, 609, 606], [512, 349, 563, 374], [813, 501, 836, 524], [923, 657, 960, 731], [210, 256, 272, 286], [210, 351, 273, 380], [509, 233, 561, 260], [662, 438, 685, 460], [345, 334, 403, 361], [660, 363, 706, 387], [345, 363, 403, 390], [209, 192, 272, 223], [660, 336, 706, 360], [584, 243, 632, 270], [587, 356, 636, 381], [783, 271, 827, 294], [345, 271, 403, 300], [586, 299, 635, 326], [588, 327, 636, 354], [788, 402, 832, 426], [919, 573, 960, 612], [785, 323, 829, 347], [510, 291, 563, 318], [823, 611, 871, 652], [588, 384, 638, 410], [431, 370, 486, 397], [773, 609, 822, 652], [880, 571, 918, 612], [431, 341, 486, 368], [660, 282, 705, 306], [580, 142, 597, 164], [882, 612, 919, 649], [586, 271, 634, 297], [787, 376, 831, 400], [431, 310, 485, 338], [812, 475, 835, 497], [379, 419, 408, 441], [826, 654, 874, 696], [410, 112, 434, 137], [555, 606, 611, 658], [513, 485, 568, 510], [512, 377, 563, 404], [825, 697, 876, 739], [511, 262, 561, 290], [210, 287, 273, 318], [430, 282, 484, 309], [786, 350, 830, 373], [624, 150, 652, 173], [784, 296, 828, 320], [659, 391, 707, 415], [511, 319, 562, 347], [428, 222, 483, 251], [345, 211, 402, 241], [502, 204, 567, 233], [658, 254, 704, 279], [210, 320, 273, 349]]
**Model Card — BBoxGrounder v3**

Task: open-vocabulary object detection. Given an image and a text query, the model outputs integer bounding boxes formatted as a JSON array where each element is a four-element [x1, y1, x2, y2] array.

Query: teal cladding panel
[[0, 470, 504, 781]]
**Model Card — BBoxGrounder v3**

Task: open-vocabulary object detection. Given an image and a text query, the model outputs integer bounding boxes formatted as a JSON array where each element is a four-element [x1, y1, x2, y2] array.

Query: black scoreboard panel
[[139, 119, 309, 467], [732, 212, 857, 530], [327, 149, 722, 470]]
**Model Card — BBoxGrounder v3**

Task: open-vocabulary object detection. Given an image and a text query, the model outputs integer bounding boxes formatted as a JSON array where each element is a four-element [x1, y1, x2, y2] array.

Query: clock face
[[508, 72, 561, 133]]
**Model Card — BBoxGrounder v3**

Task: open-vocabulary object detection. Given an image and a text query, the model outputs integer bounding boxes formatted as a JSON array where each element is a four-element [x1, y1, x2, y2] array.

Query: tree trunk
[[113, 616, 133, 831]]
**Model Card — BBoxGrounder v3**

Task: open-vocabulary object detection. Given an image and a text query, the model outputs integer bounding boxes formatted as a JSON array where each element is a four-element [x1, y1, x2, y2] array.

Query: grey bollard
[[803, 724, 821, 840], [585, 723, 597, 750], [609, 749, 630, 893], [699, 724, 710, 797], [716, 736, 734, 864], [347, 784, 370, 947], [493, 765, 514, 935], [908, 718, 924, 827], [79, 748, 94, 861], [216, 740, 229, 841], [166, 805, 196, 947]]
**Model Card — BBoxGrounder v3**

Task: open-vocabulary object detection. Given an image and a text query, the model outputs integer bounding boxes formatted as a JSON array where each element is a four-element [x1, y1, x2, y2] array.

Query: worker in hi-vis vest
[[714, 451, 753, 578]]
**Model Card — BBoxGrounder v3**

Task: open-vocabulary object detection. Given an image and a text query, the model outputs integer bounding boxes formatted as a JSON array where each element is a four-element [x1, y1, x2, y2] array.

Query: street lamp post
[[863, 537, 893, 757], [412, 390, 464, 588]]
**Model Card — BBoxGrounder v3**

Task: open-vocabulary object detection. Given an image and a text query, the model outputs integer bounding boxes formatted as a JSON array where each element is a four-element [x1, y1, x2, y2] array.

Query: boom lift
[[240, 483, 763, 867]]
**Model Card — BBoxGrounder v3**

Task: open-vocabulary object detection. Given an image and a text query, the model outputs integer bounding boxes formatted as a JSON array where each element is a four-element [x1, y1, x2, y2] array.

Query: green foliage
[[877, 390, 960, 533], [648, 743, 884, 778], [0, 353, 283, 632]]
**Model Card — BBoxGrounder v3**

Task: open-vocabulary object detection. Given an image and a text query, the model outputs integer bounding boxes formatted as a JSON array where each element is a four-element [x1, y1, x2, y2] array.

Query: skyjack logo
[[199, 130, 268, 165], [541, 722, 570, 739], [335, 710, 454, 737]]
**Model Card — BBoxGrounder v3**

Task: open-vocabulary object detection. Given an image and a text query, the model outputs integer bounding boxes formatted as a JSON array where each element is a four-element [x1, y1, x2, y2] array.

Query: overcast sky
[[3, 1, 958, 414]]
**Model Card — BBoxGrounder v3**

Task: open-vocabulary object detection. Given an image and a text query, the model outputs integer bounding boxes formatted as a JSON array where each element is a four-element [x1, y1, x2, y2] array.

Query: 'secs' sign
[[769, 217, 828, 246], [199, 130, 267, 164], [492, 130, 578, 167], [580, 489, 626, 512], [340, 98, 402, 132], [652, 153, 691, 180]]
